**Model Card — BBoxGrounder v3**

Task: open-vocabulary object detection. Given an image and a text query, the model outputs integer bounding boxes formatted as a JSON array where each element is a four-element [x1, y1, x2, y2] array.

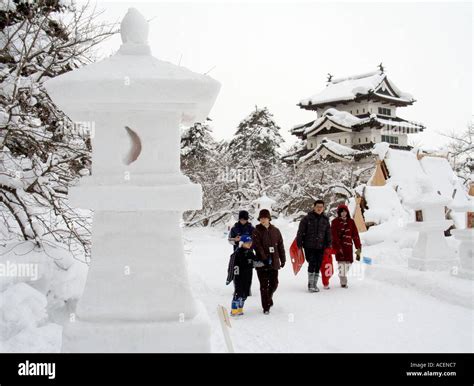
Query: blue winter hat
[[241, 235, 252, 243]]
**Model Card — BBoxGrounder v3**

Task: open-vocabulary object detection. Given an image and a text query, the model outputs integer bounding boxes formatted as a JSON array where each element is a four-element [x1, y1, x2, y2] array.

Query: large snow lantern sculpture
[[405, 178, 456, 271], [44, 8, 220, 352]]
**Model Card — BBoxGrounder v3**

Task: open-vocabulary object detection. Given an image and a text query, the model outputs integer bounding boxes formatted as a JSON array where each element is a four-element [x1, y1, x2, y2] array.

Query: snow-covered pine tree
[[181, 121, 228, 226], [228, 106, 284, 165], [0, 1, 116, 257], [181, 122, 218, 171]]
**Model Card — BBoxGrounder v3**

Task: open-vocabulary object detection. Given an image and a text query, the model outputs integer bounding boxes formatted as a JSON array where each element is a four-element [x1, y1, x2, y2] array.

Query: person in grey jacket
[[296, 200, 332, 292]]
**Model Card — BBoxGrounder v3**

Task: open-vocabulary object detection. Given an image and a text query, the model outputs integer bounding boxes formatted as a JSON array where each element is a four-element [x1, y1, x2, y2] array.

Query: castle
[[287, 66, 425, 163]]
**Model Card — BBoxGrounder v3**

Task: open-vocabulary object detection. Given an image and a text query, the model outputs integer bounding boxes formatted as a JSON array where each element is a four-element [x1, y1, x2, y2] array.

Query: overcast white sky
[[88, 0, 472, 149]]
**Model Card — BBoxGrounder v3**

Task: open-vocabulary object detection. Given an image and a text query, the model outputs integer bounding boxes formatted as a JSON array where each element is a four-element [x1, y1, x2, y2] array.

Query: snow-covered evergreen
[[227, 106, 284, 164], [181, 122, 218, 169]]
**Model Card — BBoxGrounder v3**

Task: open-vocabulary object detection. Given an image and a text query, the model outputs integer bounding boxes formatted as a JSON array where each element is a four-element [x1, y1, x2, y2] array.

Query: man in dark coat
[[252, 209, 286, 314], [296, 200, 331, 292], [331, 204, 361, 288]]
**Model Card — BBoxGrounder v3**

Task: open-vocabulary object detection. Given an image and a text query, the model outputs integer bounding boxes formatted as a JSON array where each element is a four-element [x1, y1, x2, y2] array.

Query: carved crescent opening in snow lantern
[[123, 126, 142, 165]]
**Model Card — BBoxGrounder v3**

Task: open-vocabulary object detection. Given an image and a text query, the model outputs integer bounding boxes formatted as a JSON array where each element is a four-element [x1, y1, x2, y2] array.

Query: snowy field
[[0, 218, 472, 353], [185, 222, 474, 353]]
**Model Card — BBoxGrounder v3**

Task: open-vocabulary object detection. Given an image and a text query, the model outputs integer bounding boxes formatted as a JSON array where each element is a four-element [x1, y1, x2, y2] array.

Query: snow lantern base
[[62, 301, 211, 353], [407, 221, 456, 272], [408, 256, 457, 272], [451, 229, 474, 280]]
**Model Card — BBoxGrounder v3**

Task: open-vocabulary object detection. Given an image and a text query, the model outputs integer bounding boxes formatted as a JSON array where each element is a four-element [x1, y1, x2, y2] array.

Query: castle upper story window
[[378, 107, 391, 116], [381, 134, 399, 144]]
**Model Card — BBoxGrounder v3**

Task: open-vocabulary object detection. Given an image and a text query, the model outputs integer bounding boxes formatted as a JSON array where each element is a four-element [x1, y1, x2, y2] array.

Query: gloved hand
[[280, 261, 285, 268], [355, 248, 361, 261]]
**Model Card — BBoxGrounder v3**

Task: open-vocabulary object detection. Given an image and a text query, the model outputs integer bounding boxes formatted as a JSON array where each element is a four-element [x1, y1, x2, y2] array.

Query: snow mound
[[0, 283, 47, 340], [1, 324, 62, 353], [364, 185, 405, 224]]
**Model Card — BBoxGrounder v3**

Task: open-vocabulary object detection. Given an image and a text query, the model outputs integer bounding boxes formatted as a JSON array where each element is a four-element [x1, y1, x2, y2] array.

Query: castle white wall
[[315, 100, 397, 118], [306, 126, 408, 149]]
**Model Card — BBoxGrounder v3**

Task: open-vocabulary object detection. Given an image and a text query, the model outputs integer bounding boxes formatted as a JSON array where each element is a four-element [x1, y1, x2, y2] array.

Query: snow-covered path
[[185, 226, 474, 353]]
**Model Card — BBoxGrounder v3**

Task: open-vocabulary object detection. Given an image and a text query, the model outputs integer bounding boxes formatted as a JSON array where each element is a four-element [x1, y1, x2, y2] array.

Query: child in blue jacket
[[226, 235, 256, 316]]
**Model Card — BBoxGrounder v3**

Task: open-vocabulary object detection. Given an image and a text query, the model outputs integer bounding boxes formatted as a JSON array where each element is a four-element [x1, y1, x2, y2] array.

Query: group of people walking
[[226, 200, 361, 316]]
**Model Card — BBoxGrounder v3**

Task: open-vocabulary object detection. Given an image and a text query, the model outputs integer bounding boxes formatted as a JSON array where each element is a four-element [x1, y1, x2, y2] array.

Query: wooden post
[[353, 196, 367, 232], [370, 160, 386, 186], [217, 305, 234, 353]]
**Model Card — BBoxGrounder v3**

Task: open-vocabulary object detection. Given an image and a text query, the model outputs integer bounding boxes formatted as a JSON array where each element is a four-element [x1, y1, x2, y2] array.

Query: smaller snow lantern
[[254, 193, 276, 217], [405, 178, 456, 271], [450, 178, 474, 280]]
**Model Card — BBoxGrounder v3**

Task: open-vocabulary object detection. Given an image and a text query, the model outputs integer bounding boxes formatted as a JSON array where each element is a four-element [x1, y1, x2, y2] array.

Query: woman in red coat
[[331, 204, 362, 288]]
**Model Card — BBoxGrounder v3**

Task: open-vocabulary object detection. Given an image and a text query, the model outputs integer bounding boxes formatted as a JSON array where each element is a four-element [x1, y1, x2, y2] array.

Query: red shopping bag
[[290, 238, 305, 276], [321, 248, 335, 287]]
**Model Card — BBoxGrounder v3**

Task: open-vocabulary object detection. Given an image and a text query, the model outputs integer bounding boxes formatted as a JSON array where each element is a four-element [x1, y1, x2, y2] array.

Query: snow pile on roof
[[299, 71, 414, 106], [375, 117, 424, 130], [404, 177, 452, 209], [298, 138, 372, 164], [301, 118, 324, 135], [281, 140, 310, 162], [299, 109, 364, 136], [382, 148, 428, 202], [291, 120, 315, 134], [292, 108, 424, 139], [419, 156, 471, 228], [419, 156, 467, 201], [364, 185, 405, 224], [324, 108, 363, 127], [319, 138, 358, 156], [372, 142, 390, 160]]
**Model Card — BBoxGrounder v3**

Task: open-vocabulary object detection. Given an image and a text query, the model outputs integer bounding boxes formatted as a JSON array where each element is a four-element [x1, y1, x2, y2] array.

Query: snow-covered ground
[[185, 221, 473, 353], [1, 218, 472, 353]]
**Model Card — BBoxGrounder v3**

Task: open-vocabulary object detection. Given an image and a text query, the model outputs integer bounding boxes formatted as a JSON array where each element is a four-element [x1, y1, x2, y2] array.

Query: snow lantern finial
[[121, 8, 148, 44], [118, 8, 150, 55]]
